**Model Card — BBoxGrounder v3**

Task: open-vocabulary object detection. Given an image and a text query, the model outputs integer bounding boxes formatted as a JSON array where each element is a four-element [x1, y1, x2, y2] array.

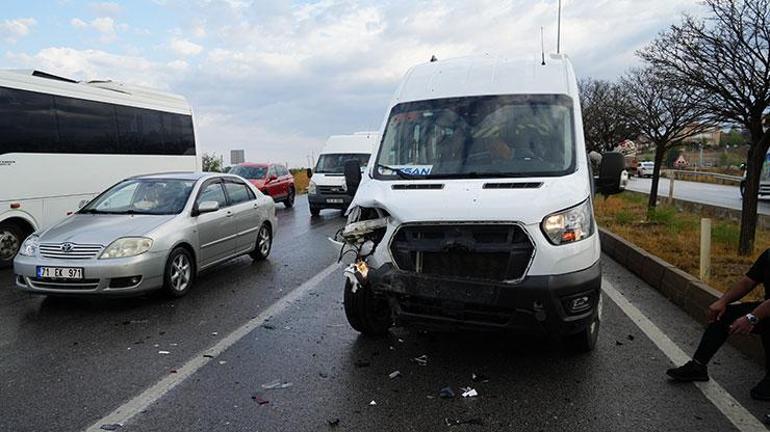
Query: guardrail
[[660, 169, 743, 185]]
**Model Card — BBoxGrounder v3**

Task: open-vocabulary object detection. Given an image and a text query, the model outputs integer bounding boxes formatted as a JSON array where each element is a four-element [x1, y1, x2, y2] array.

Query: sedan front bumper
[[13, 250, 168, 295]]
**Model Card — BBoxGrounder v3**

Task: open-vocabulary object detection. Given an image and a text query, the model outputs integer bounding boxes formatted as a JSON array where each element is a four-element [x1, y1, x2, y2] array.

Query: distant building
[[682, 125, 721, 146], [230, 149, 245, 165]]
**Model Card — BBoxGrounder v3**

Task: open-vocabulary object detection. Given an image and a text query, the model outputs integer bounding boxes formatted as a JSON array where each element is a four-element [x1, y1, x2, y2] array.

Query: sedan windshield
[[82, 179, 195, 215], [315, 153, 371, 174], [230, 165, 268, 179], [374, 94, 575, 179]]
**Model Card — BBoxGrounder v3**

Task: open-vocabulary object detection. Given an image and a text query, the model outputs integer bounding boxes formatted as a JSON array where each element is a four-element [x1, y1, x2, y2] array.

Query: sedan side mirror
[[344, 159, 362, 196], [594, 152, 625, 196], [267, 175, 278, 183], [306, 168, 313, 179], [78, 199, 89, 209], [196, 201, 220, 215]]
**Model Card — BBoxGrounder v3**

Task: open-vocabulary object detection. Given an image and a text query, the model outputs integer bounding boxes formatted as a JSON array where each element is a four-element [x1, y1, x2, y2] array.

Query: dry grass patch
[[594, 193, 770, 301]]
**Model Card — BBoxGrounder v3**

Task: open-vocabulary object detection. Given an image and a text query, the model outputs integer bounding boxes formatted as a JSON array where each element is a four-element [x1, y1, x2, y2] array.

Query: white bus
[[0, 70, 199, 267]]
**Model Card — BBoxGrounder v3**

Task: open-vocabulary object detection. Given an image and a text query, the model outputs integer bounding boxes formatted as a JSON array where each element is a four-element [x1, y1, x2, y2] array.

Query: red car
[[230, 163, 295, 208]]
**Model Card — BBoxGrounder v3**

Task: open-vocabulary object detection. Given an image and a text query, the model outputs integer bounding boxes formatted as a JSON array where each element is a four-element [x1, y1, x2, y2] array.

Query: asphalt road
[[627, 176, 770, 215], [1, 195, 769, 431]]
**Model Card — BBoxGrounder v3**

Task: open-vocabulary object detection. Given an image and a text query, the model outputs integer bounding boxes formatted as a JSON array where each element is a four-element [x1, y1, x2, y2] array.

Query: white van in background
[[336, 54, 624, 352], [0, 70, 199, 267], [307, 132, 379, 216]]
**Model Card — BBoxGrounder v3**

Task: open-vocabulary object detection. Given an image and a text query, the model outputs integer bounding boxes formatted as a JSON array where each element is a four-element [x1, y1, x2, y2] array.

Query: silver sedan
[[13, 172, 277, 297]]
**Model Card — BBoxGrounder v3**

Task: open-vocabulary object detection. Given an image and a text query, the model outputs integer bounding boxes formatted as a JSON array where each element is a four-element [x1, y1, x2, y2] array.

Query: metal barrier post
[[700, 218, 711, 281]]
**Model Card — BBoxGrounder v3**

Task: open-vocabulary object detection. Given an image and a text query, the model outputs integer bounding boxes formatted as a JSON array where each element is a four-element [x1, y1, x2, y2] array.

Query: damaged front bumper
[[364, 260, 601, 335]]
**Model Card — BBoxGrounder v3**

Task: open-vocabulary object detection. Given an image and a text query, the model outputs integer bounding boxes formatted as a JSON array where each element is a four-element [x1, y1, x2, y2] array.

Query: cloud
[[70, 16, 117, 42], [170, 37, 204, 57], [0, 18, 37, 43], [90, 2, 122, 16]]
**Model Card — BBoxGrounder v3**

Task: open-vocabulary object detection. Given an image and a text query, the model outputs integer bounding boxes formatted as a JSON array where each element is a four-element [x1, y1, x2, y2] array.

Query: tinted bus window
[[55, 96, 119, 154], [142, 110, 164, 154], [162, 112, 195, 155], [0, 87, 58, 154]]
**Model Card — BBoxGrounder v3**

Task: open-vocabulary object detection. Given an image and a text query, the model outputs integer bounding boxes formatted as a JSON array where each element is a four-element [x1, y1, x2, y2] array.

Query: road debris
[[261, 379, 293, 389], [412, 354, 428, 366], [627, 334, 635, 341], [439, 387, 455, 399], [203, 354, 214, 358], [615, 340, 624, 346], [261, 324, 276, 330], [763, 414, 770, 425], [369, 400, 377, 406], [445, 417, 484, 426], [327, 418, 340, 427], [319, 372, 329, 378], [471, 373, 489, 383], [389, 371, 401, 379], [251, 394, 269, 405], [219, 361, 227, 365], [99, 424, 122, 431], [158, 351, 170, 355], [212, 332, 218, 336], [461, 387, 478, 398]]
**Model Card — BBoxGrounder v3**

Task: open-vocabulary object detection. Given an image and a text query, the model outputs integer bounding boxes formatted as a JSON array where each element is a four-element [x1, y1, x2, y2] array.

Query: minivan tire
[[344, 279, 392, 337], [0, 222, 24, 269], [310, 205, 321, 217], [284, 187, 295, 208], [565, 315, 600, 353], [249, 223, 272, 261], [163, 247, 195, 298]]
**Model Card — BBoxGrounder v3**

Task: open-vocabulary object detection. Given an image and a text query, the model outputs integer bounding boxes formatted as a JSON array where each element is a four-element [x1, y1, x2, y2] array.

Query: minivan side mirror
[[595, 152, 625, 196], [196, 201, 220, 215], [306, 168, 313, 179], [344, 159, 362, 196]]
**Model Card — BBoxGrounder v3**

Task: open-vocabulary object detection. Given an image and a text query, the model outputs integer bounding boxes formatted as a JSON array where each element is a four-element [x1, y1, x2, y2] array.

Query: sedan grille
[[27, 277, 100, 290], [389, 224, 534, 283], [39, 243, 103, 260]]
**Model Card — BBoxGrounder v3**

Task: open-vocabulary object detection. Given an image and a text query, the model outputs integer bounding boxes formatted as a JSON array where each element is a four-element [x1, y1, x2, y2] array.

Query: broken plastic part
[[412, 354, 428, 366], [100, 425, 122, 431], [369, 400, 377, 406], [251, 394, 269, 405], [461, 387, 478, 398], [439, 387, 455, 399], [342, 217, 388, 241], [261, 379, 293, 390], [388, 371, 401, 379], [328, 418, 340, 427]]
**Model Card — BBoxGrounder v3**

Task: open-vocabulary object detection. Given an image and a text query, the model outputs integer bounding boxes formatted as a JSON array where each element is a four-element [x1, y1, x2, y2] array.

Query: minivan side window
[[223, 181, 253, 205], [197, 182, 227, 208]]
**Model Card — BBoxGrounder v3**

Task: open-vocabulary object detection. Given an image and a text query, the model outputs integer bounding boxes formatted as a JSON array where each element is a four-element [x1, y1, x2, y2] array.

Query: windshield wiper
[[79, 208, 102, 214], [375, 163, 426, 180]]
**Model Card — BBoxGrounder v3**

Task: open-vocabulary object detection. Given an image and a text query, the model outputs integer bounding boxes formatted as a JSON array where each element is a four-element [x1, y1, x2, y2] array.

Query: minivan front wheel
[[163, 247, 195, 298], [344, 279, 392, 337], [0, 223, 23, 269]]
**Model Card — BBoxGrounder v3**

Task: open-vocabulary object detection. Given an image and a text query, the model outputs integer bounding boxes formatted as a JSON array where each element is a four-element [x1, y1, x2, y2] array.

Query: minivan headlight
[[308, 181, 317, 195], [19, 235, 39, 257], [541, 199, 594, 245], [99, 237, 153, 259]]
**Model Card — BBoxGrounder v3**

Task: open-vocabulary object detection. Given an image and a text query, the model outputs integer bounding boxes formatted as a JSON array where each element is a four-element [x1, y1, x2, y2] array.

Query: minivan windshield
[[230, 165, 268, 179], [374, 94, 575, 179], [81, 179, 195, 215], [315, 153, 371, 174]]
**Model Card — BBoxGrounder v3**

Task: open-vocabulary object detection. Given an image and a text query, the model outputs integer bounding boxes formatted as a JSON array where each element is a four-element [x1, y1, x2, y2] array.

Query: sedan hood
[[350, 171, 592, 226], [40, 214, 175, 245]]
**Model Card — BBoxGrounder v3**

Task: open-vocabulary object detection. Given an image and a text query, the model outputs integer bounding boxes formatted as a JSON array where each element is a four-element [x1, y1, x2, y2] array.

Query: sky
[[1, 0, 703, 167]]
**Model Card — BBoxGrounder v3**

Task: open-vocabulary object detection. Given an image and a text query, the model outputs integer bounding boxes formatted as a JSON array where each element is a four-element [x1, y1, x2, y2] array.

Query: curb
[[599, 228, 764, 364]]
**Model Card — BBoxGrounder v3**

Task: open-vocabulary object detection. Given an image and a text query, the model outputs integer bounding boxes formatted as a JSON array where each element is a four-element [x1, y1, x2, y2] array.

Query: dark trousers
[[693, 302, 770, 372]]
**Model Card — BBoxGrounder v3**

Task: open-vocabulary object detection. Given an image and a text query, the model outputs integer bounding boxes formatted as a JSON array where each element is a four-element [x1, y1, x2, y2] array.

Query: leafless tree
[[639, 0, 770, 255], [621, 67, 713, 212], [578, 78, 640, 152]]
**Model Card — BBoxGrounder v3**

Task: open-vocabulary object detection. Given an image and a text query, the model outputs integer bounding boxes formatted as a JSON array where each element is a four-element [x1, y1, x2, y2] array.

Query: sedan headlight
[[308, 181, 317, 194], [99, 237, 153, 259], [18, 235, 39, 257], [541, 199, 595, 245]]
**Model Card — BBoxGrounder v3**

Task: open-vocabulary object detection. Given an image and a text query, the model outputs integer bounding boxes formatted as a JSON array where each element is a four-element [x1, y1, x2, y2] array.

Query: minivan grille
[[389, 224, 534, 282], [318, 185, 346, 194], [39, 243, 103, 260]]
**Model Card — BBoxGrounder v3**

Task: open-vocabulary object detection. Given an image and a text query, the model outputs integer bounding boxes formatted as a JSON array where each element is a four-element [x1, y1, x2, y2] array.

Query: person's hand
[[729, 316, 754, 335], [707, 300, 727, 323]]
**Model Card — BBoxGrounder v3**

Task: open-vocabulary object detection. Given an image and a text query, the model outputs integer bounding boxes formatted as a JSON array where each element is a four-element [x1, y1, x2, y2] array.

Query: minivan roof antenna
[[540, 27, 546, 65], [557, 0, 562, 54]]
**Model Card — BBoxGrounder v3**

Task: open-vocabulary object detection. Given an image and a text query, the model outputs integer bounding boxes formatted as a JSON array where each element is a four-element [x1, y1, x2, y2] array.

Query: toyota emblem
[[61, 243, 74, 253]]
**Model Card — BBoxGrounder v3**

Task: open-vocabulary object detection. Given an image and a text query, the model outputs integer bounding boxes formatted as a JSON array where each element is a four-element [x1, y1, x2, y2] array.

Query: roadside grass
[[594, 193, 770, 301]]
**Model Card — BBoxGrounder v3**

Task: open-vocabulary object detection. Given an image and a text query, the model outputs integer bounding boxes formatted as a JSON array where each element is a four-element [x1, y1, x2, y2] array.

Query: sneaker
[[666, 360, 709, 382], [751, 377, 770, 400]]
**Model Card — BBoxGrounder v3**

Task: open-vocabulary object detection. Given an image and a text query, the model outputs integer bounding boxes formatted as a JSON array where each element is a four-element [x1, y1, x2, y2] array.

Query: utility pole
[[557, 0, 561, 54]]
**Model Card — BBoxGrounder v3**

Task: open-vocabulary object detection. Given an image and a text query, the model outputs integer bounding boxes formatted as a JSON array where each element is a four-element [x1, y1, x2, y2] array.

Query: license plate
[[36, 266, 84, 279], [327, 198, 344, 204]]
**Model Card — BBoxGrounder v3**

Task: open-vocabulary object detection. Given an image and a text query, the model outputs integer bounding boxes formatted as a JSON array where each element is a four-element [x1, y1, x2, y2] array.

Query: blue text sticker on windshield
[[391, 165, 432, 176]]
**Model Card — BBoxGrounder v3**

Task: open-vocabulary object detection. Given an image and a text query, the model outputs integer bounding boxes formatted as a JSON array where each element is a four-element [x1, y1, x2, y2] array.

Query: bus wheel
[[0, 223, 24, 268]]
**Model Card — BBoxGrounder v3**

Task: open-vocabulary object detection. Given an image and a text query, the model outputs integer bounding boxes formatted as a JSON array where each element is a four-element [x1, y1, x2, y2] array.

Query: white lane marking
[[603, 279, 767, 432], [83, 263, 341, 432]]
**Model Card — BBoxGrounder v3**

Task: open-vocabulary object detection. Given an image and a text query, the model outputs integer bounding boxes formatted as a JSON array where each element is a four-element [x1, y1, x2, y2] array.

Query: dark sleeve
[[746, 249, 769, 283]]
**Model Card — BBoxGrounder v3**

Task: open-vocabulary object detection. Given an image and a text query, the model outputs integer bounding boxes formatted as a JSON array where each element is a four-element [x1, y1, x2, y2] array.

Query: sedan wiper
[[375, 163, 425, 180], [79, 208, 102, 214]]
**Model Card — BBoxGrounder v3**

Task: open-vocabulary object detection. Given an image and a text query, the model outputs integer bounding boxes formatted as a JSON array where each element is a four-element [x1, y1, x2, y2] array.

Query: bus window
[[162, 112, 195, 156], [0, 87, 58, 154], [55, 96, 119, 154]]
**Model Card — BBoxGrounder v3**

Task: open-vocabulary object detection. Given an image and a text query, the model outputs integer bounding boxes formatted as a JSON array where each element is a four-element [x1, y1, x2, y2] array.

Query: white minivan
[[307, 132, 379, 216], [336, 54, 624, 352]]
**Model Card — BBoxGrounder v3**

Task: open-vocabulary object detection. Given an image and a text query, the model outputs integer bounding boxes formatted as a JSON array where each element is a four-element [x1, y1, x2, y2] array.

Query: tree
[[202, 153, 223, 172], [640, 0, 770, 255], [621, 67, 713, 212], [578, 78, 640, 152]]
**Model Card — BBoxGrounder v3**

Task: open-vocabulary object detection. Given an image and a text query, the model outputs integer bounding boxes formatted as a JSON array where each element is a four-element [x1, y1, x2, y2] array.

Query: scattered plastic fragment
[[319, 372, 329, 378], [251, 394, 269, 405], [471, 373, 489, 383], [158, 351, 170, 355], [354, 360, 371, 368], [327, 418, 340, 427], [212, 332, 218, 336], [262, 324, 276, 330], [627, 334, 635, 341], [412, 354, 428, 366], [439, 387, 455, 399], [369, 400, 377, 406], [461, 387, 478, 398], [615, 340, 624, 346], [100, 424, 122, 431], [445, 417, 484, 426], [170, 369, 177, 374], [261, 379, 293, 389], [389, 371, 401, 379], [203, 354, 214, 358], [219, 361, 227, 365], [398, 338, 404, 343]]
